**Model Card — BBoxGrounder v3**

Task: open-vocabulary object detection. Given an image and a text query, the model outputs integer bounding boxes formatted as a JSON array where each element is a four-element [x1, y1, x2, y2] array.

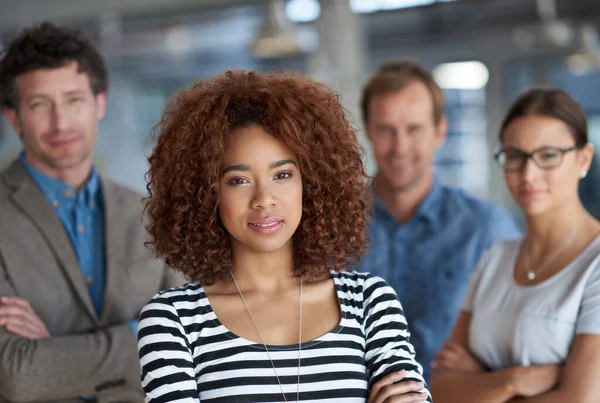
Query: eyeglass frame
[[493, 144, 584, 172]]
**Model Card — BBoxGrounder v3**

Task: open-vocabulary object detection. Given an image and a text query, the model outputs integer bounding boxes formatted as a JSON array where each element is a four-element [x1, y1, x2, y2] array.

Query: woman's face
[[218, 125, 303, 256], [501, 114, 593, 217]]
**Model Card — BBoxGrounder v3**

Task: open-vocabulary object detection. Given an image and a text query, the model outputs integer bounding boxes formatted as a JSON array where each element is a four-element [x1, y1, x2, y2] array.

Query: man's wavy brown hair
[[145, 70, 371, 285]]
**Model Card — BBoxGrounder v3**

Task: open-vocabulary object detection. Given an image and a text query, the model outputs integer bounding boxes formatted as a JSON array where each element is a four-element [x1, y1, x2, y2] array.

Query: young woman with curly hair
[[137, 70, 431, 403]]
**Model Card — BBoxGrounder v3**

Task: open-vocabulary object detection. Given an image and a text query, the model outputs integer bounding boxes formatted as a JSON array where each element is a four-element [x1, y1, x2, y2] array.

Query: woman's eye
[[275, 172, 291, 180], [539, 152, 559, 161], [228, 177, 249, 185], [506, 152, 524, 161]]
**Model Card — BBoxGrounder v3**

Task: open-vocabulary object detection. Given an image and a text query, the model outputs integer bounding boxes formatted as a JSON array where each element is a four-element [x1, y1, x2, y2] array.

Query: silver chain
[[230, 270, 302, 402], [522, 219, 584, 281]]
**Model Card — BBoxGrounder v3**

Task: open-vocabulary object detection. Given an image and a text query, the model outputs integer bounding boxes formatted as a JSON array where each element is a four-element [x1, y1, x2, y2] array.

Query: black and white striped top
[[138, 271, 431, 402]]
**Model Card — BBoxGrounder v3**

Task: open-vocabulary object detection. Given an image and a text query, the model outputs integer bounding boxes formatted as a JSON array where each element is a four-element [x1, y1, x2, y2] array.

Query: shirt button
[[52, 200, 59, 207], [444, 271, 453, 279], [77, 225, 85, 233], [64, 189, 73, 197], [86, 276, 94, 285]]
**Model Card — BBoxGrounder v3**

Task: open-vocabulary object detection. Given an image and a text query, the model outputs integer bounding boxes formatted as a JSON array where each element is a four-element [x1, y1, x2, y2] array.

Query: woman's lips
[[248, 218, 283, 234], [520, 189, 546, 199]]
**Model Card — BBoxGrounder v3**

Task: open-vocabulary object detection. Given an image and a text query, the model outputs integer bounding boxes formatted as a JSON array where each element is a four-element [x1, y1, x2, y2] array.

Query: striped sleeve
[[362, 274, 432, 401], [137, 293, 200, 403]]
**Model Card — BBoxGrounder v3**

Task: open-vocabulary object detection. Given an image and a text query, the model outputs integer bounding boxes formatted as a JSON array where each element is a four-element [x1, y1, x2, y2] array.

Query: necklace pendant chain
[[523, 219, 584, 281], [230, 270, 302, 402]]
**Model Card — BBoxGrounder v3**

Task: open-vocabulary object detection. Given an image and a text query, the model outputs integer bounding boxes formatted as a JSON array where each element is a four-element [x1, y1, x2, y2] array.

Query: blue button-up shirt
[[356, 179, 521, 382], [19, 154, 106, 316]]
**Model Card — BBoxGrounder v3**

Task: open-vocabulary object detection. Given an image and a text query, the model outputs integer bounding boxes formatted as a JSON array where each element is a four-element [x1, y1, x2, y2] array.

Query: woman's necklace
[[230, 270, 302, 402], [522, 220, 584, 281]]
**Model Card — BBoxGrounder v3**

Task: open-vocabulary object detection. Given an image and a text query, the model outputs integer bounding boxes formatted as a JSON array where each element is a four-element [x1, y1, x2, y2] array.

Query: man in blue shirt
[[0, 23, 181, 401], [356, 61, 521, 382]]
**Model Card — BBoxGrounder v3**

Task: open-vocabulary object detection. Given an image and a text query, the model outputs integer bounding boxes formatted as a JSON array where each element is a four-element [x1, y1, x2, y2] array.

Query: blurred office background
[[1, 0, 600, 223]]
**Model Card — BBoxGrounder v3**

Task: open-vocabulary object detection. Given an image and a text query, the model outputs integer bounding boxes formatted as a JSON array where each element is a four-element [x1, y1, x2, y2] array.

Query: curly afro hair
[[145, 70, 371, 285]]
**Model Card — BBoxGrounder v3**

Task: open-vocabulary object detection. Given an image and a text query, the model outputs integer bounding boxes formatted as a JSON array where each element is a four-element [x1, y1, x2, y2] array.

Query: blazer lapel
[[100, 179, 129, 324], [3, 162, 99, 325]]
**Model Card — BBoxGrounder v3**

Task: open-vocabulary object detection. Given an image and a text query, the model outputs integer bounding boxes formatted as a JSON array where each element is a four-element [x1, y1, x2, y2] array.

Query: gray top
[[463, 236, 600, 370]]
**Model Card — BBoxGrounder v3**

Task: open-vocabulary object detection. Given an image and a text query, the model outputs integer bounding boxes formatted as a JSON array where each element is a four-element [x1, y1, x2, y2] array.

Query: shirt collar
[[414, 177, 443, 223], [374, 177, 443, 225], [18, 152, 101, 208]]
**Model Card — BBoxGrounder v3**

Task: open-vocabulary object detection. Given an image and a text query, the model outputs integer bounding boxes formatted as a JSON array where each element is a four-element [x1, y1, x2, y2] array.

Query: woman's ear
[[579, 143, 595, 177]]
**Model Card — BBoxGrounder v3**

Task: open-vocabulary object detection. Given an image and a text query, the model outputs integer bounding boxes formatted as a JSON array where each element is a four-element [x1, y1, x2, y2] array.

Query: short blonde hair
[[360, 60, 445, 125]]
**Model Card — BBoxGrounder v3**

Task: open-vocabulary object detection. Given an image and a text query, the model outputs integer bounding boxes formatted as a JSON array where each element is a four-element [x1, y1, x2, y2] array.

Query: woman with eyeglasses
[[430, 88, 600, 403]]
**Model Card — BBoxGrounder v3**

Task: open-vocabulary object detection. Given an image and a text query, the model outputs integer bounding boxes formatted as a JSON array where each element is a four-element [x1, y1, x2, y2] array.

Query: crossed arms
[[430, 312, 600, 403]]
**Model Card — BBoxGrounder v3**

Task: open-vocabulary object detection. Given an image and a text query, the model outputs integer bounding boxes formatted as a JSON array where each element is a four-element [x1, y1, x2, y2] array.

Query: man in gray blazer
[[0, 23, 182, 402]]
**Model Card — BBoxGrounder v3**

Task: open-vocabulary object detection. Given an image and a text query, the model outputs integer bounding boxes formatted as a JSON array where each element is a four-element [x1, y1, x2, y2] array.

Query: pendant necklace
[[522, 220, 584, 281], [230, 270, 302, 402]]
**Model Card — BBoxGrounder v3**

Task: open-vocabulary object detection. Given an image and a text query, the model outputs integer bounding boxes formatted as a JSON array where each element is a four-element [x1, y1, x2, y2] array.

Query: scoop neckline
[[510, 234, 600, 290], [201, 272, 347, 351]]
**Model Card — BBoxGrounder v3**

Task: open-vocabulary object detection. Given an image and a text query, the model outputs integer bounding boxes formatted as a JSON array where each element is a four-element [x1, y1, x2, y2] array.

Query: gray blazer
[[0, 161, 183, 403]]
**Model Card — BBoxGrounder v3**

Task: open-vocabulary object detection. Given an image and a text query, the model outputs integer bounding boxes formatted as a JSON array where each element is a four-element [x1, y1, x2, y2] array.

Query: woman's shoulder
[[154, 281, 205, 300], [330, 270, 396, 297], [141, 282, 209, 319], [572, 234, 600, 276], [330, 269, 386, 285], [482, 238, 523, 263]]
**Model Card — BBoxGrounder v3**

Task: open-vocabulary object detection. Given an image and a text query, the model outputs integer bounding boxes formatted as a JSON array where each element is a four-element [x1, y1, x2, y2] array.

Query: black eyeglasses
[[494, 145, 582, 172]]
